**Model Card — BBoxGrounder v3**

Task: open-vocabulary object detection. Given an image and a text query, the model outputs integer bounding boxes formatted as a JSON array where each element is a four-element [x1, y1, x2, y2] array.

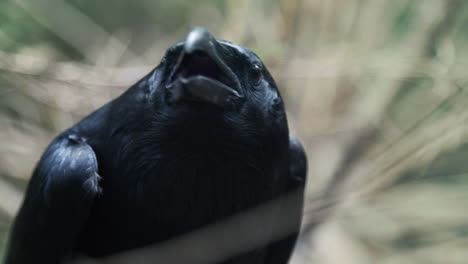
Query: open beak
[[166, 27, 243, 108]]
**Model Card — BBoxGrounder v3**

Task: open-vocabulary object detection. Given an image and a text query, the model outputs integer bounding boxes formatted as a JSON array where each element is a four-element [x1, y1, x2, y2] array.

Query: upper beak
[[184, 27, 217, 55], [166, 27, 242, 108]]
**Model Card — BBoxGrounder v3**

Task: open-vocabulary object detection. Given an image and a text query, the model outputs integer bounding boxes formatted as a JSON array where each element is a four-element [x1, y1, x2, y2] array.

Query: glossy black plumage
[[5, 28, 307, 264]]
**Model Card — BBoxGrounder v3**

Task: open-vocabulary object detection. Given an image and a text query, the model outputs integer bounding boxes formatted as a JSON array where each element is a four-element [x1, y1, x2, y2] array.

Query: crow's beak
[[166, 27, 242, 108], [184, 27, 216, 54]]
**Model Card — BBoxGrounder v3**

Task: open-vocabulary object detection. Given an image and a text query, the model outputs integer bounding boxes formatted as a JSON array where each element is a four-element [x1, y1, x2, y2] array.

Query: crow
[[5, 27, 307, 264]]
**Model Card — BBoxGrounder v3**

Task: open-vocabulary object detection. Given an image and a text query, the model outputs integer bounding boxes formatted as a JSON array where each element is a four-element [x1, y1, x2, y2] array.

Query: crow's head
[[146, 27, 284, 118], [116, 27, 290, 178]]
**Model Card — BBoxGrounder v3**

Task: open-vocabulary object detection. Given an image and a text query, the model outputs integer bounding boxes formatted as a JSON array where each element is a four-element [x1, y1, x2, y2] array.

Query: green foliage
[[390, 1, 417, 41], [0, 2, 46, 51]]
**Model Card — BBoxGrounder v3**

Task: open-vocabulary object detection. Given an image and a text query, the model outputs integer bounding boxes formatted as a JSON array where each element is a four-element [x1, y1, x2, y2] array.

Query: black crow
[[5, 27, 307, 264]]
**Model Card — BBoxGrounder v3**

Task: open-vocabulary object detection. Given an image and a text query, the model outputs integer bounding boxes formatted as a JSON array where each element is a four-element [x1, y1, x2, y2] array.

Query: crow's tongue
[[181, 52, 218, 78], [176, 52, 235, 89]]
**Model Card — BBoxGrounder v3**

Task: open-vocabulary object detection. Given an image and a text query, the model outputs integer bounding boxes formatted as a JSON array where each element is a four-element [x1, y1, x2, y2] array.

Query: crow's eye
[[252, 64, 263, 85]]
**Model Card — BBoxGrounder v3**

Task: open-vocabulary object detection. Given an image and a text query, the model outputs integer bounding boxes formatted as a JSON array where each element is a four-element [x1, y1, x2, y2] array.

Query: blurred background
[[1, 0, 468, 263]]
